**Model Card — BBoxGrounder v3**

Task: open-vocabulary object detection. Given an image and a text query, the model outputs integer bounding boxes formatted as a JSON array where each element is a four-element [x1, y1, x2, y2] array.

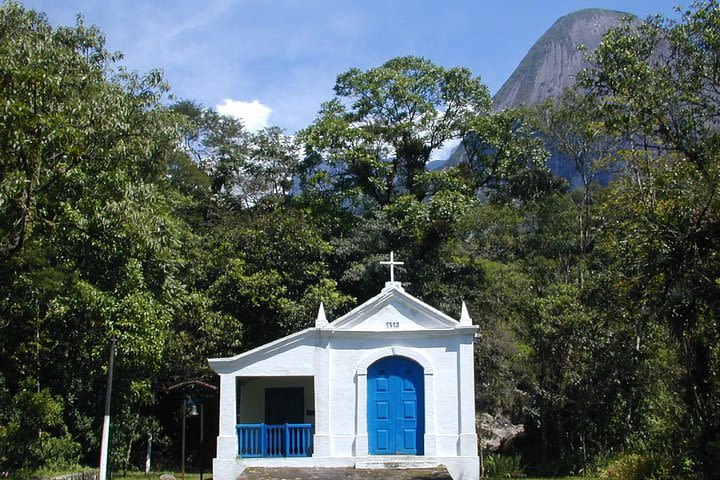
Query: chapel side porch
[[234, 376, 315, 458]]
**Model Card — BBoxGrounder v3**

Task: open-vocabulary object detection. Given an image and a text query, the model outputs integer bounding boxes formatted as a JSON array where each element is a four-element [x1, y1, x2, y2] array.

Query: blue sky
[[22, 1, 687, 135]]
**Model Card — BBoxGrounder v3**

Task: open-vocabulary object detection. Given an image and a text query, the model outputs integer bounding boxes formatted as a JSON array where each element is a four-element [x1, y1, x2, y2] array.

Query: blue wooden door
[[368, 356, 424, 455]]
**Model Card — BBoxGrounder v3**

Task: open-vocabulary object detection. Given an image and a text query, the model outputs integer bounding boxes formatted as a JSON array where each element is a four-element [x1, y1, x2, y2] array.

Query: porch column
[[216, 373, 237, 458], [457, 336, 478, 456], [313, 330, 331, 456]]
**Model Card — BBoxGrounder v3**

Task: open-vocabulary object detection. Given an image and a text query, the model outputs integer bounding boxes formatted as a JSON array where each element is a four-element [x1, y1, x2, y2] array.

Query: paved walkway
[[238, 467, 452, 479]]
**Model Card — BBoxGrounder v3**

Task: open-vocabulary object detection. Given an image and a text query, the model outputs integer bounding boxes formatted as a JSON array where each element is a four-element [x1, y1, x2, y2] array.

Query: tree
[[172, 102, 299, 210], [198, 205, 354, 349], [530, 90, 623, 286], [240, 126, 300, 205], [584, 2, 720, 475], [0, 3, 196, 468], [170, 100, 250, 200], [301, 56, 491, 206], [460, 109, 560, 204]]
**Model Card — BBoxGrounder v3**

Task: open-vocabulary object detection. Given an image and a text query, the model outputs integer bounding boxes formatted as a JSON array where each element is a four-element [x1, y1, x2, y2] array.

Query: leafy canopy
[[301, 56, 491, 206]]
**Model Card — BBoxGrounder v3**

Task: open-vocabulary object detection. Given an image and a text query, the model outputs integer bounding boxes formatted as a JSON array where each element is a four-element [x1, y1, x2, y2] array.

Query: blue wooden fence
[[236, 423, 312, 458]]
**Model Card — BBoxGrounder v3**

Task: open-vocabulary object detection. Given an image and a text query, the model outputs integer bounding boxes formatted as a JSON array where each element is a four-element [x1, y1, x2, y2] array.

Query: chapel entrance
[[367, 356, 424, 455]]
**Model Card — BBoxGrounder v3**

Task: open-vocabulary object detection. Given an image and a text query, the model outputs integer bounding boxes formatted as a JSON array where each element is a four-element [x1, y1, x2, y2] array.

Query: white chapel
[[209, 254, 480, 479]]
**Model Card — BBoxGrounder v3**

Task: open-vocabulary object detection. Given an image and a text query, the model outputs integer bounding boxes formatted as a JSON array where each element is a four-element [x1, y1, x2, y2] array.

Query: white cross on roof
[[380, 251, 404, 283]]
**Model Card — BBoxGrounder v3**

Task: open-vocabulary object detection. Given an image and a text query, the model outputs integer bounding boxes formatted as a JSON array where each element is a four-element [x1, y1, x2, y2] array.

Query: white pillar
[[216, 374, 237, 458], [355, 369, 369, 456], [457, 335, 478, 456], [313, 331, 332, 456], [423, 369, 437, 456]]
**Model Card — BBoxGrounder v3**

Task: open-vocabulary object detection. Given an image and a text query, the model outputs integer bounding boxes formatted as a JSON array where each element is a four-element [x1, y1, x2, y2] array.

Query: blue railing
[[236, 423, 313, 458]]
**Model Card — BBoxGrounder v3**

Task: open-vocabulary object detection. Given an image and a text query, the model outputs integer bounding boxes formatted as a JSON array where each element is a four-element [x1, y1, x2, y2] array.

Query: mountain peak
[[492, 8, 636, 111]]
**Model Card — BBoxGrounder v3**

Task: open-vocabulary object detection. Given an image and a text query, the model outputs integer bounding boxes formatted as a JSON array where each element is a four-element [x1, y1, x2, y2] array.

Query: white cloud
[[216, 99, 272, 132], [430, 138, 461, 162]]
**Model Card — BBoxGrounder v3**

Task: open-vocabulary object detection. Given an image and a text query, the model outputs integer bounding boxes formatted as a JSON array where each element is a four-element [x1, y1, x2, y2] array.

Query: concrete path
[[238, 466, 452, 479]]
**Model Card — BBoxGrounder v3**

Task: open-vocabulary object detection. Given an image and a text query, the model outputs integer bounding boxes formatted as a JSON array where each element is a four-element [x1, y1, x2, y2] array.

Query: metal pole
[[181, 398, 187, 480], [99, 336, 116, 480], [200, 403, 204, 443]]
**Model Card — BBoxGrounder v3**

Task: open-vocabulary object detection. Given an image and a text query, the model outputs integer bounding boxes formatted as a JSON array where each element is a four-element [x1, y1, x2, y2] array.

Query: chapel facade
[[209, 263, 480, 479]]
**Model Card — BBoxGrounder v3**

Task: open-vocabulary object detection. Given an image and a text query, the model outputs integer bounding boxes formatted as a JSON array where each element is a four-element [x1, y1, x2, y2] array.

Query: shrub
[[484, 453, 524, 478], [42, 434, 82, 471], [599, 453, 658, 480], [0, 384, 80, 472]]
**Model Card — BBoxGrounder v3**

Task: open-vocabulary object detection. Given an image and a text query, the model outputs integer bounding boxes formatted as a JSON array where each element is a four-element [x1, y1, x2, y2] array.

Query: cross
[[380, 251, 404, 283]]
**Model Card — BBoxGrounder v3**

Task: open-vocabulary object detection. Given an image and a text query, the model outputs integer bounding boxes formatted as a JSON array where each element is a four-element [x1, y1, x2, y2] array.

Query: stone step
[[239, 466, 451, 479], [355, 457, 440, 469]]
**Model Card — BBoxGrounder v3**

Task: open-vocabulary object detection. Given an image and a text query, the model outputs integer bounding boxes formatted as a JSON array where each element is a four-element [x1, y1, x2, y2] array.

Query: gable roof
[[208, 328, 316, 375], [208, 282, 476, 375], [328, 282, 460, 331]]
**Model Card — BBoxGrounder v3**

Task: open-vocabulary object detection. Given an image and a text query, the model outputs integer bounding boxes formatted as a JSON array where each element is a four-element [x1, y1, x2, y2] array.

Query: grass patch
[[8, 471, 212, 480], [7, 466, 91, 480]]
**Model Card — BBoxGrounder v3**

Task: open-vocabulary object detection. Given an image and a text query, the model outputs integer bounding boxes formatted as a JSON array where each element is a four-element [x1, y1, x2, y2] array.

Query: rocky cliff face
[[437, 9, 635, 178], [492, 8, 635, 111]]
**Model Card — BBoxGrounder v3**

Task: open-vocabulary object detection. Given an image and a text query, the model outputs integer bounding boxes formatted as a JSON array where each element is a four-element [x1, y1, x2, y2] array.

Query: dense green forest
[[0, 1, 719, 478]]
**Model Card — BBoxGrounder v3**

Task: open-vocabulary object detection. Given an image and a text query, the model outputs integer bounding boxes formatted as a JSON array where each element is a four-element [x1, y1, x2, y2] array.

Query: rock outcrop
[[493, 8, 635, 111], [477, 413, 524, 451]]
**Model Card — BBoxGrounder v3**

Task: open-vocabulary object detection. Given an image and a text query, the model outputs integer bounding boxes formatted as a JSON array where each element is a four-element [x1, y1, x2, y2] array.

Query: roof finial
[[460, 301, 472, 325], [380, 251, 404, 284], [315, 302, 328, 327]]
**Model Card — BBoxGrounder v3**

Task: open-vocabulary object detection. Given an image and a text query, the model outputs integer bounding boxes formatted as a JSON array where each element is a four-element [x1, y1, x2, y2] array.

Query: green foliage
[[597, 454, 658, 480], [529, 90, 623, 286], [484, 453, 525, 478], [1, 1, 719, 478], [0, 383, 80, 471], [583, 3, 720, 474], [462, 109, 558, 203], [301, 55, 491, 205], [200, 206, 354, 348], [584, 1, 720, 167], [0, 2, 207, 470], [171, 101, 300, 209]]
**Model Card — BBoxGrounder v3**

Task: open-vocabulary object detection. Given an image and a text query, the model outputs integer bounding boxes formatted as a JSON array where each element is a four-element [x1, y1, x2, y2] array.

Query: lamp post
[[181, 397, 199, 480], [167, 381, 215, 480]]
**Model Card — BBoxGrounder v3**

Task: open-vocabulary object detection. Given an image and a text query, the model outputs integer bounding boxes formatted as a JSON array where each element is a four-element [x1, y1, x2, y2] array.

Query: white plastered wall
[[320, 331, 477, 458], [210, 286, 479, 480]]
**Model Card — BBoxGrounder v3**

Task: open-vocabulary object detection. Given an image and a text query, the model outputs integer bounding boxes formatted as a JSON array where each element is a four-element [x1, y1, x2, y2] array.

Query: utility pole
[[99, 336, 116, 480]]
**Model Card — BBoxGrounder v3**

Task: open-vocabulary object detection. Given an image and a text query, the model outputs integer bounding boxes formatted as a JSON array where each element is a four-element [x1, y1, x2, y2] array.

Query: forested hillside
[[0, 2, 718, 479]]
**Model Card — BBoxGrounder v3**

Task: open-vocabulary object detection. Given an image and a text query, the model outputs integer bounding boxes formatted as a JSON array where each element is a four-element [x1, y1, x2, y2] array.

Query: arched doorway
[[367, 356, 424, 455]]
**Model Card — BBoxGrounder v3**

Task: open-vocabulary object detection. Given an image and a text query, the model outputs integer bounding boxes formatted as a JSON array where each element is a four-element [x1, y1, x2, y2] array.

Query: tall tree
[[461, 109, 559, 204], [301, 56, 491, 206], [530, 90, 623, 286], [170, 100, 249, 200], [585, 1, 720, 475], [0, 3, 195, 469]]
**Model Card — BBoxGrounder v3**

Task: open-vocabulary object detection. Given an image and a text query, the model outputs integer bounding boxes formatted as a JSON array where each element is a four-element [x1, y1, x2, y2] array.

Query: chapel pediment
[[328, 283, 462, 332]]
